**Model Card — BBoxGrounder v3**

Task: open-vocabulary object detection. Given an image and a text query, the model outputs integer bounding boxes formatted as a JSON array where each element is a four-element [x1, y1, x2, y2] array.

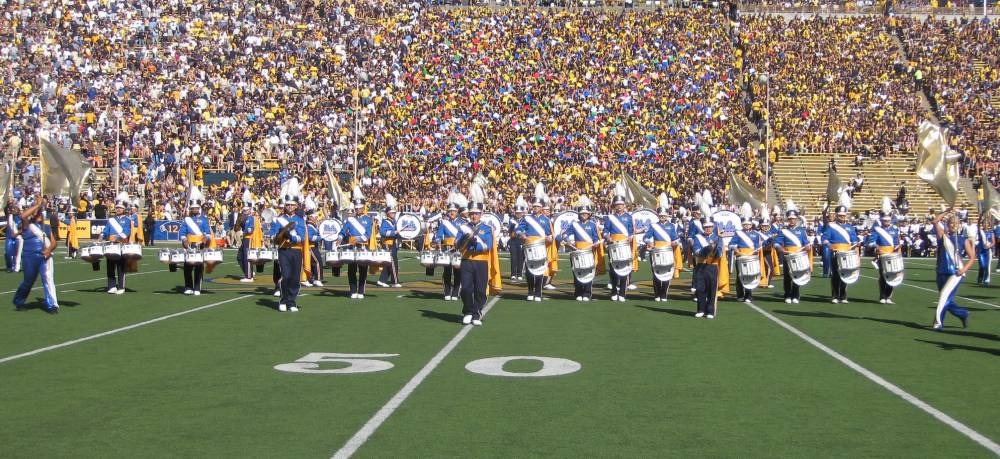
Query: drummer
[[644, 206, 678, 302], [271, 180, 307, 312], [774, 210, 811, 304], [867, 211, 901, 304], [691, 219, 721, 318], [603, 195, 634, 302], [433, 200, 465, 301], [822, 205, 860, 304], [377, 196, 402, 288], [97, 192, 134, 295], [236, 196, 261, 283], [179, 187, 213, 296], [759, 219, 779, 288], [508, 197, 528, 281], [729, 217, 764, 303], [340, 197, 375, 299], [557, 197, 600, 302], [516, 197, 552, 302], [304, 198, 324, 288]]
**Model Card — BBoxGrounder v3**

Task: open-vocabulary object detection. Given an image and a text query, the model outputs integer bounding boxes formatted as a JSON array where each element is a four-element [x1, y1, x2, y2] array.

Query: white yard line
[[332, 296, 502, 459], [0, 269, 170, 295], [745, 300, 1000, 456], [0, 294, 255, 365], [859, 274, 999, 309]]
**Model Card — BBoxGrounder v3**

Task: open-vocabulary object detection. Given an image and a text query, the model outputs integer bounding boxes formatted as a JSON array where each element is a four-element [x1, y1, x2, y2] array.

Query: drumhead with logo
[[630, 209, 658, 238], [319, 219, 343, 242], [480, 213, 503, 237], [553, 211, 580, 238], [396, 213, 423, 240]]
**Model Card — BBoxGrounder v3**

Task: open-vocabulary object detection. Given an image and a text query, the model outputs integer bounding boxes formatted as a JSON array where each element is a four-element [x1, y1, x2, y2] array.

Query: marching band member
[[822, 205, 860, 304], [341, 196, 375, 299], [559, 196, 600, 302], [775, 209, 811, 304], [62, 201, 79, 259], [644, 205, 678, 302], [304, 197, 323, 287], [433, 195, 466, 301], [456, 201, 501, 326], [932, 211, 975, 330], [603, 195, 633, 302], [686, 207, 704, 271], [97, 192, 134, 295], [508, 195, 528, 281], [178, 187, 212, 296], [729, 216, 764, 303], [271, 179, 307, 312], [692, 219, 720, 318], [130, 200, 144, 246], [236, 190, 262, 283], [868, 210, 901, 303], [759, 218, 777, 288], [540, 191, 558, 291], [377, 194, 402, 288], [13, 197, 58, 314], [517, 197, 552, 302], [975, 214, 995, 287], [6, 201, 22, 272], [820, 211, 832, 278]]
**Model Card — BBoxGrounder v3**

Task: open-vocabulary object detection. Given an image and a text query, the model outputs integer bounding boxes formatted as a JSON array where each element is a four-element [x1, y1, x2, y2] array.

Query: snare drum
[[259, 249, 276, 262], [570, 249, 596, 271], [373, 251, 392, 266], [450, 252, 462, 269], [339, 249, 356, 263], [325, 250, 342, 267], [158, 249, 172, 265], [434, 251, 452, 267], [248, 249, 260, 262], [356, 250, 374, 265], [203, 249, 223, 264], [170, 250, 187, 264], [81, 245, 105, 263], [185, 250, 204, 265], [650, 247, 674, 268], [608, 241, 633, 264], [524, 241, 548, 263]]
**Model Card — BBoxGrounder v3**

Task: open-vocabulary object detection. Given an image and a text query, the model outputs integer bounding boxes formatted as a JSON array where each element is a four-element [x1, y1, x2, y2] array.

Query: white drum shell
[[419, 251, 436, 267], [450, 252, 462, 269], [170, 251, 186, 264], [880, 252, 905, 287], [204, 249, 223, 264], [570, 249, 596, 284], [122, 244, 143, 259], [836, 250, 861, 285], [104, 244, 123, 260], [787, 251, 811, 286], [185, 250, 204, 265], [434, 252, 451, 267], [524, 241, 548, 276], [650, 247, 675, 282], [736, 255, 761, 289], [158, 249, 172, 264]]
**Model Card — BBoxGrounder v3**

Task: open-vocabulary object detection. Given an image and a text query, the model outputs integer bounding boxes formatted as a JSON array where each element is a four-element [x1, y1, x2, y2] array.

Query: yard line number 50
[[275, 353, 581, 378]]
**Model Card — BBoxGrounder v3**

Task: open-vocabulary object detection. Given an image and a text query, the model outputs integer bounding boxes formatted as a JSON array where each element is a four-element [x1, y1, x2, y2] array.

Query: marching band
[[13, 174, 1000, 334]]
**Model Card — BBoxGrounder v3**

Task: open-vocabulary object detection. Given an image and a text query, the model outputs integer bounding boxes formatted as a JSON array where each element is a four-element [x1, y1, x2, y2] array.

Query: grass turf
[[0, 247, 997, 457]]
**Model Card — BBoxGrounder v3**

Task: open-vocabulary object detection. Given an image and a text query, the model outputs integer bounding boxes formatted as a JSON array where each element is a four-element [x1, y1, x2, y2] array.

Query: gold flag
[[620, 173, 657, 209], [915, 120, 960, 207], [729, 174, 766, 209], [325, 161, 351, 210], [983, 175, 1000, 219], [39, 137, 92, 203]]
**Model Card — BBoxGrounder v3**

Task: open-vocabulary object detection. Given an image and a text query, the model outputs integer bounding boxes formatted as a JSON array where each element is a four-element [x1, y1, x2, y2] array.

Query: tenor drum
[[204, 249, 224, 264], [786, 250, 811, 286], [451, 251, 463, 269], [122, 244, 143, 260], [104, 244, 122, 260], [524, 241, 549, 276], [736, 255, 762, 289], [355, 250, 374, 265], [325, 250, 342, 267], [434, 251, 451, 267], [170, 250, 186, 264], [650, 247, 675, 282], [185, 250, 204, 265], [339, 249, 356, 263], [248, 249, 260, 262], [570, 249, 596, 283], [880, 251, 905, 287], [835, 250, 861, 285], [373, 251, 392, 266], [158, 249, 172, 265], [81, 245, 104, 263], [419, 251, 436, 267]]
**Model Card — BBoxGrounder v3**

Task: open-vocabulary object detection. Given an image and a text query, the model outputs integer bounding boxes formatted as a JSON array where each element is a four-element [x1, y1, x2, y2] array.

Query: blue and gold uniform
[[822, 207, 860, 302], [867, 214, 901, 302], [101, 200, 133, 294], [558, 210, 600, 300], [975, 224, 994, 286], [457, 203, 498, 325], [271, 211, 306, 310], [692, 221, 721, 317], [644, 212, 678, 301], [6, 212, 22, 272], [774, 213, 809, 303], [602, 201, 633, 301], [729, 221, 764, 302], [508, 208, 526, 280], [378, 212, 401, 286], [179, 213, 212, 294], [237, 209, 262, 281], [517, 201, 552, 301], [340, 205, 374, 298], [14, 209, 58, 313], [434, 207, 466, 300], [933, 217, 972, 330]]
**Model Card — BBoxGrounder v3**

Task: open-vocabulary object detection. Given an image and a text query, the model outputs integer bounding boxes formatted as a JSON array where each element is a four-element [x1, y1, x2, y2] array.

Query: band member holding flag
[[692, 219, 720, 318], [729, 216, 764, 303], [178, 186, 212, 296], [236, 192, 262, 283], [271, 179, 307, 312], [603, 195, 634, 302], [303, 197, 323, 287], [97, 192, 134, 295], [62, 200, 80, 259], [13, 197, 58, 314], [341, 195, 375, 299], [377, 194, 402, 288], [932, 211, 975, 330], [558, 196, 600, 302], [644, 205, 678, 302], [518, 197, 553, 302], [868, 210, 901, 303], [822, 205, 860, 304], [775, 209, 811, 304]]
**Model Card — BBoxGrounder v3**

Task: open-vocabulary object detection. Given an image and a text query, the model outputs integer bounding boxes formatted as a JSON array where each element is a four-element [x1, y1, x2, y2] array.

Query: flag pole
[[114, 117, 121, 197]]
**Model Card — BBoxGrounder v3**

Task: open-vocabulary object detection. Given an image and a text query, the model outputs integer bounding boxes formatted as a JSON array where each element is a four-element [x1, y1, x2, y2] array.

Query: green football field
[[1, 247, 998, 458]]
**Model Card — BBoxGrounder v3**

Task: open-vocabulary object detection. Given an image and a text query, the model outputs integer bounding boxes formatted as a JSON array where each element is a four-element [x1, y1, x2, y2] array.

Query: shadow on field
[[914, 339, 1000, 356], [419, 309, 462, 324], [635, 305, 695, 318], [256, 298, 280, 311], [775, 309, 1000, 342]]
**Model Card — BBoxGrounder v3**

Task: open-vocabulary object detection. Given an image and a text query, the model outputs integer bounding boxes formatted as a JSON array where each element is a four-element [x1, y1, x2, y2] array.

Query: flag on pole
[[325, 161, 351, 211], [983, 175, 1000, 220], [826, 170, 845, 203], [619, 172, 657, 209], [39, 136, 91, 204], [728, 174, 766, 209], [915, 120, 960, 207]]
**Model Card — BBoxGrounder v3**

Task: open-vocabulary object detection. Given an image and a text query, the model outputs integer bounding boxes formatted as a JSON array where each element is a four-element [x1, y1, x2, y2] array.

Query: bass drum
[[552, 211, 580, 241], [479, 213, 503, 239], [396, 213, 423, 240], [630, 209, 659, 239], [524, 240, 549, 276], [319, 219, 343, 242]]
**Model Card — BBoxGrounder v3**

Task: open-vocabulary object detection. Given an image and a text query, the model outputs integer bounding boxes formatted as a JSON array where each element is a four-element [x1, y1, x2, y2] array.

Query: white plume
[[242, 189, 253, 205], [701, 189, 713, 207], [740, 202, 753, 219], [576, 194, 593, 208], [352, 184, 364, 200], [534, 182, 547, 201], [785, 199, 797, 212], [304, 195, 318, 212], [693, 192, 703, 209], [473, 173, 489, 189], [657, 192, 670, 208], [286, 178, 302, 200], [515, 194, 528, 208], [613, 181, 628, 200], [881, 197, 892, 215], [698, 193, 712, 217], [470, 183, 486, 204], [453, 192, 469, 209], [838, 190, 852, 210], [677, 206, 687, 216], [385, 193, 397, 209], [773, 204, 782, 216]]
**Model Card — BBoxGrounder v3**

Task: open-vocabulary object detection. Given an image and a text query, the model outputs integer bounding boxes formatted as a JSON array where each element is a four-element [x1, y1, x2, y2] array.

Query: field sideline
[[0, 249, 998, 458]]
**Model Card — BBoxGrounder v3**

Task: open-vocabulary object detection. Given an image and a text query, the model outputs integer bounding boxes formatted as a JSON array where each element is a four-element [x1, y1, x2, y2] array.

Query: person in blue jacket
[[13, 197, 58, 314]]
